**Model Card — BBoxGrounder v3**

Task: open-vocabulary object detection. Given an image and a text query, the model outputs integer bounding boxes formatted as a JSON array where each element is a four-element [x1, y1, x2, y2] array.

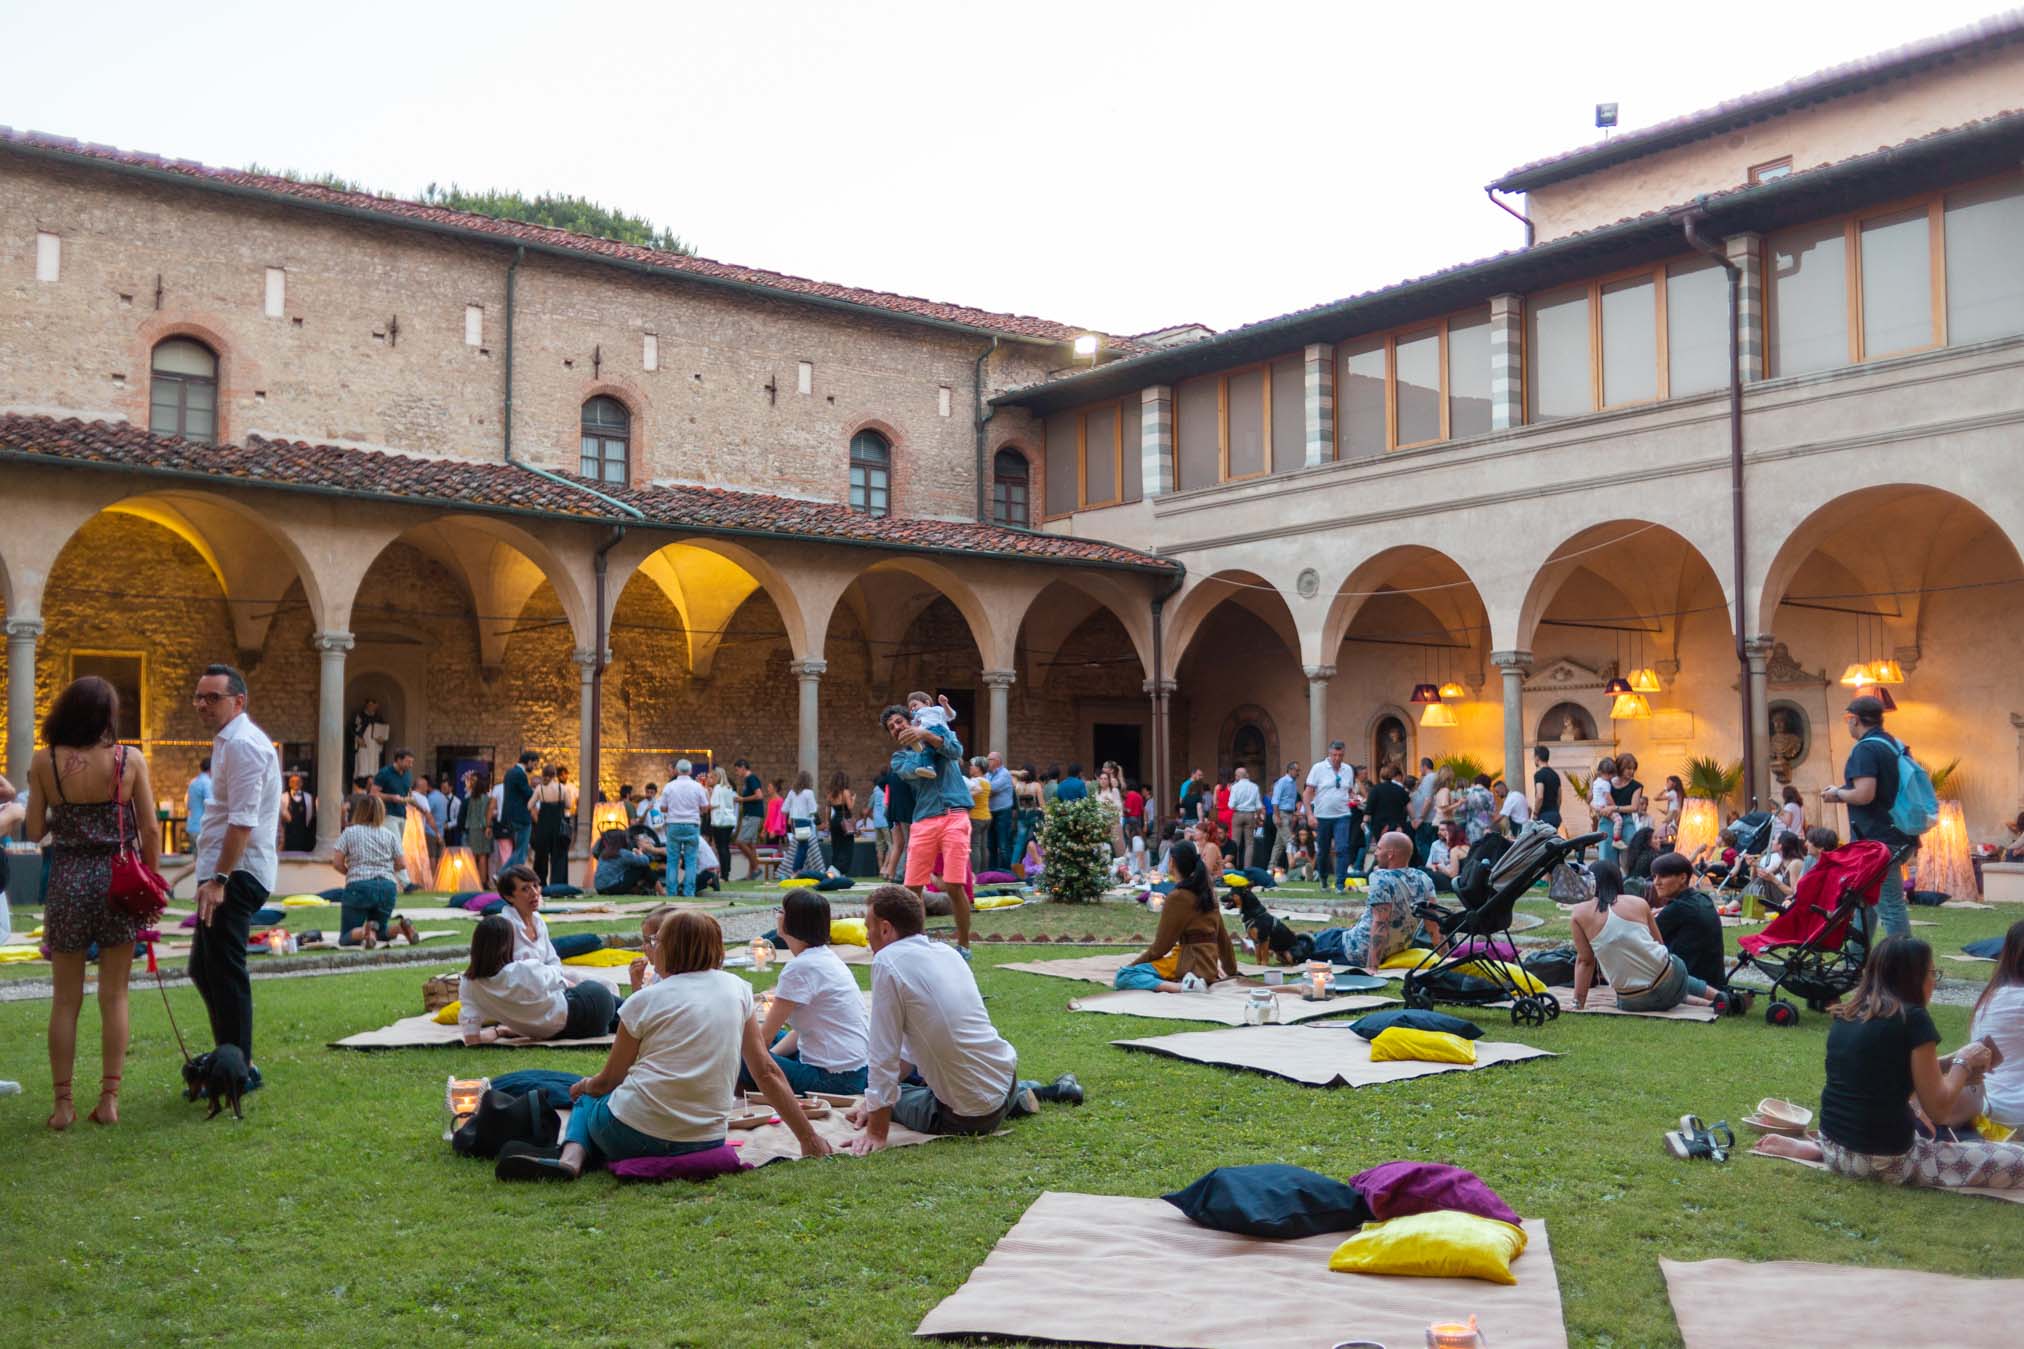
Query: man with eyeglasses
[[190, 663, 282, 1086], [1303, 741, 1356, 894]]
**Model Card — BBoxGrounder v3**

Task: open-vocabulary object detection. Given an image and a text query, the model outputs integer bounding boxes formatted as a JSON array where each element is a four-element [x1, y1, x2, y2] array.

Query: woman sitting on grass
[[332, 793, 418, 948], [495, 864, 569, 972], [739, 891, 870, 1095], [498, 910, 832, 1178], [1113, 841, 1239, 993], [1569, 861, 1728, 1015], [1761, 935, 2023, 1189], [1971, 921, 2024, 1130], [1192, 821, 1225, 880], [458, 914, 617, 1045]]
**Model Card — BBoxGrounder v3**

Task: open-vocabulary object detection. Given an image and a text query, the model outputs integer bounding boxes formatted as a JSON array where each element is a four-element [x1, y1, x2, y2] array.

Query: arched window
[[991, 448, 1030, 528], [580, 397, 631, 485], [849, 430, 891, 517], [149, 338, 218, 444]]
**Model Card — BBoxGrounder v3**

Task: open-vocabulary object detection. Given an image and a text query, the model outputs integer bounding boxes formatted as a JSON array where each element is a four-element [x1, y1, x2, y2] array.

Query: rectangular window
[[1270, 353, 1304, 473], [1336, 340, 1386, 460], [1768, 217, 1848, 376], [1083, 405, 1119, 506], [796, 360, 813, 395], [1043, 416, 1079, 517], [1528, 285, 1591, 420], [35, 231, 59, 283], [1120, 398, 1144, 502], [464, 305, 483, 347], [70, 653, 143, 741], [1224, 367, 1267, 478], [1666, 258, 1728, 396], [1945, 176, 2024, 345], [1748, 157, 1793, 185], [1600, 274, 1658, 406], [1175, 375, 1220, 491], [938, 385, 953, 418], [1446, 310, 1492, 438], [1392, 328, 1442, 446], [264, 267, 285, 318], [642, 333, 658, 371], [1858, 205, 1937, 358]]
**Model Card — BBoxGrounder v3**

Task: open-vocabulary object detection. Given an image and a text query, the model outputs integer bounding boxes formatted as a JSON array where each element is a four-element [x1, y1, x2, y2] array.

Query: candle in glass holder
[[265, 928, 289, 956], [444, 1075, 489, 1139], [1148, 892, 1165, 913], [1426, 1314, 1484, 1348], [1306, 960, 1331, 1000], [751, 938, 774, 972]]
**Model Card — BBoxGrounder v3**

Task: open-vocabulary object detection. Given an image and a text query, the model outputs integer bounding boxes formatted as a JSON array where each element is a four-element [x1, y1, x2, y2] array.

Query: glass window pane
[[150, 390, 181, 436], [1860, 207, 1934, 357], [1084, 407, 1117, 503], [1528, 286, 1591, 420], [1174, 376, 1220, 490], [1446, 310, 1491, 439], [1769, 219, 1848, 376], [1600, 274, 1658, 406], [1225, 368, 1266, 476], [184, 380, 216, 413], [1666, 258, 1728, 397], [185, 406, 215, 443], [1044, 415, 1079, 516], [1270, 353, 1304, 474], [1394, 329, 1441, 444], [1120, 399, 1144, 501], [1946, 176, 2024, 345], [152, 338, 216, 377], [1337, 340, 1386, 458]]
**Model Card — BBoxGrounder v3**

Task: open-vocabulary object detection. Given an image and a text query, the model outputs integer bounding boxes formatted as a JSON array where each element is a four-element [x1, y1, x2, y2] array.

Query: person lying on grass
[[1759, 935, 2023, 1190], [1113, 840, 1239, 992], [498, 910, 831, 1178], [458, 914, 618, 1046], [1569, 862, 1728, 1015], [1306, 831, 1437, 969], [846, 885, 1081, 1155], [739, 890, 870, 1095]]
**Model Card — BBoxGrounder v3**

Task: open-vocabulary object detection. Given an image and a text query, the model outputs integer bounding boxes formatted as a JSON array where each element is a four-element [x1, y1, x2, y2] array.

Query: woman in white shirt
[[1971, 922, 2024, 1128], [458, 915, 617, 1044], [708, 768, 739, 874], [493, 864, 571, 972], [742, 892, 870, 1095], [1776, 785, 1806, 840], [497, 910, 831, 1178], [784, 771, 822, 873], [333, 794, 417, 947]]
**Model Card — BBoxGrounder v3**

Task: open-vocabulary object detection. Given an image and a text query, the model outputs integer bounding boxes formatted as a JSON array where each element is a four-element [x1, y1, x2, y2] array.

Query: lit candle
[[1426, 1314, 1484, 1348], [1148, 892, 1165, 912], [444, 1074, 490, 1139], [265, 928, 289, 956], [1306, 960, 1331, 1000], [751, 938, 773, 972]]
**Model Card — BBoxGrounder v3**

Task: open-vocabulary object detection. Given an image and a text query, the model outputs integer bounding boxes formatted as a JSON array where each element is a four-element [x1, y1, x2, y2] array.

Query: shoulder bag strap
[[113, 744, 137, 860]]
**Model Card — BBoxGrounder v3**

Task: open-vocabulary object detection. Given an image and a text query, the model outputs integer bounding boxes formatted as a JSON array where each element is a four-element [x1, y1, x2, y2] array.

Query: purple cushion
[[1453, 937, 1521, 962], [975, 870, 1016, 884], [607, 1145, 751, 1182], [1349, 1161, 1521, 1226], [463, 892, 501, 912], [179, 914, 199, 929]]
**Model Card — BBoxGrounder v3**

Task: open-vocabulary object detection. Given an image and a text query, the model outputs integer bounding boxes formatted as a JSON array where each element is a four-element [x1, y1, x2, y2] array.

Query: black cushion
[[1161, 1164, 1371, 1238], [1347, 1008, 1485, 1041]]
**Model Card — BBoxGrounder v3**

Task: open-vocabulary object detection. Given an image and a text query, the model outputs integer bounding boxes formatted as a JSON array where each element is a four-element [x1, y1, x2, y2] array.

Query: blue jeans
[[1866, 859, 1911, 951], [1616, 954, 1710, 1012], [738, 1043, 869, 1096], [564, 1091, 723, 1169], [667, 822, 701, 897], [337, 877, 397, 945], [990, 810, 1015, 872], [504, 823, 532, 869], [787, 819, 823, 874], [1315, 814, 1353, 888]]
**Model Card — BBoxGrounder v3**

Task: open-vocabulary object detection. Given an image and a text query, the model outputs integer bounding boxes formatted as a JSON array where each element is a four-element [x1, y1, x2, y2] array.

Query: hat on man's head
[[1328, 740, 1346, 751], [1844, 694, 1886, 721]]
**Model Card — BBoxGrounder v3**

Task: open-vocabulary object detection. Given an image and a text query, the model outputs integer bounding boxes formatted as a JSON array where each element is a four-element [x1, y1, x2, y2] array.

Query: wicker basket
[[422, 973, 460, 1013]]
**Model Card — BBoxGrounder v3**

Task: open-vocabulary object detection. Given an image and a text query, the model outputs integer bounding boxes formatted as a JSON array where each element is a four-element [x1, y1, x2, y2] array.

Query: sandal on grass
[[1669, 1115, 1734, 1162]]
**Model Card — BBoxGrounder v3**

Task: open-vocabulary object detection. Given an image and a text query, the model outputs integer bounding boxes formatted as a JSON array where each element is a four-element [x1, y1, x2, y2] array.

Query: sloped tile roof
[[0, 414, 1172, 571], [0, 128, 1141, 352]]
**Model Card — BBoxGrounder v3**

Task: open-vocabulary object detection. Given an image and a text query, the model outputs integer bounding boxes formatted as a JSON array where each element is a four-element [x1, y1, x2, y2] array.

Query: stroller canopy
[[1737, 839, 1891, 956]]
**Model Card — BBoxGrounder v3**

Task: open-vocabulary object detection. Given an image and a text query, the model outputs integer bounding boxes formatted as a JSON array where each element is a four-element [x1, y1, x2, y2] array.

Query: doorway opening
[[1091, 723, 1144, 787]]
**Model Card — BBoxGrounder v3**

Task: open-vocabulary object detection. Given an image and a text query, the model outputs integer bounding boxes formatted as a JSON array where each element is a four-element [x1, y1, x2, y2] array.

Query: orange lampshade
[[1868, 658, 1905, 686], [1419, 702, 1458, 728], [1610, 692, 1651, 720], [1437, 680, 1468, 702], [1838, 662, 1871, 687], [1629, 667, 1662, 694]]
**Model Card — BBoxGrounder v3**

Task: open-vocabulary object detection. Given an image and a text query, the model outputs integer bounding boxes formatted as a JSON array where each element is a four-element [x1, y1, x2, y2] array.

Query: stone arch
[[1319, 546, 1493, 667], [1010, 573, 1154, 691], [362, 515, 593, 668], [1516, 519, 1732, 661], [1164, 570, 1300, 680], [825, 555, 999, 684], [607, 534, 816, 667], [1217, 703, 1278, 785]]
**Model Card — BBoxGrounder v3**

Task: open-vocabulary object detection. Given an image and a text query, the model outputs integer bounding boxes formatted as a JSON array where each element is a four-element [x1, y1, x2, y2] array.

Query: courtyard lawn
[[4, 897, 2019, 1347]]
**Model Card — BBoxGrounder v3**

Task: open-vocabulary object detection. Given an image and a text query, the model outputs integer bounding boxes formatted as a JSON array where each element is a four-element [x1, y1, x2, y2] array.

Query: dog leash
[[145, 939, 194, 1068]]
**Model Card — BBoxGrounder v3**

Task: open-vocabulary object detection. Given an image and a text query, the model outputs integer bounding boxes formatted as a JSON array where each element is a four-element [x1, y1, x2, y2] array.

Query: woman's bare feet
[[360, 924, 378, 950], [88, 1075, 120, 1125], [47, 1080, 74, 1132], [1754, 1132, 1822, 1161]]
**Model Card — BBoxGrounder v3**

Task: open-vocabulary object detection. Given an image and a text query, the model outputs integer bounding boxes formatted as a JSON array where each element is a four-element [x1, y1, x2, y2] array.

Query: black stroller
[[1701, 810, 1775, 892], [1403, 821, 1606, 1026]]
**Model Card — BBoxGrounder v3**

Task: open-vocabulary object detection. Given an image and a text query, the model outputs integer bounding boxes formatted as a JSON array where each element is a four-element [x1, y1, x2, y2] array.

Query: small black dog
[[182, 1045, 251, 1120]]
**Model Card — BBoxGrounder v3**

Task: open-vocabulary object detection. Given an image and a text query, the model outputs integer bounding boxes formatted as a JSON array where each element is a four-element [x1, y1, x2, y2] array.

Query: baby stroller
[[1728, 838, 1909, 1026], [1404, 821, 1606, 1026], [1701, 810, 1775, 892]]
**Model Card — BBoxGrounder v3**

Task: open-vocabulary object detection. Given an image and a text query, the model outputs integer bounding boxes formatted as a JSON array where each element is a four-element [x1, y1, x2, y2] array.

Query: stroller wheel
[[1510, 997, 1544, 1027], [1766, 1000, 1799, 1027], [1536, 991, 1561, 1021], [1403, 978, 1434, 1011]]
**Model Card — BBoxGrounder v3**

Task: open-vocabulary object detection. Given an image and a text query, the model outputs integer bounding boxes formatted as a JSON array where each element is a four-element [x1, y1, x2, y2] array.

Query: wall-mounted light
[[1072, 334, 1100, 361]]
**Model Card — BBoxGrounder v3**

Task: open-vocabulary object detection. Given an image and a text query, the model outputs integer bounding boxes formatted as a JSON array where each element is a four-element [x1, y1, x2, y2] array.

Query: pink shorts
[[905, 811, 973, 889]]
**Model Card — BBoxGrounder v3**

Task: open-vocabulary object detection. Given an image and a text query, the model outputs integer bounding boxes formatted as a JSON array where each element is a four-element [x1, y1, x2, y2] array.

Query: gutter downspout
[[1681, 209, 1756, 809], [974, 338, 999, 523], [1485, 187, 1536, 248], [1148, 565, 1186, 832], [589, 525, 627, 823]]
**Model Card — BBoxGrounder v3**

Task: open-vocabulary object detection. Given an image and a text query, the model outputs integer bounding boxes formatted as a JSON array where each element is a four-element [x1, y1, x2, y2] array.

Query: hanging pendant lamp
[[1609, 692, 1651, 720], [1420, 701, 1458, 728], [1868, 657, 1905, 686], [1410, 683, 1441, 705], [1838, 662, 1871, 687]]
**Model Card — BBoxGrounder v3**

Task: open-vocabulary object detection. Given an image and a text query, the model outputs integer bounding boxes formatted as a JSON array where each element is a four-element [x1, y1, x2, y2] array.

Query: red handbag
[[108, 744, 170, 918]]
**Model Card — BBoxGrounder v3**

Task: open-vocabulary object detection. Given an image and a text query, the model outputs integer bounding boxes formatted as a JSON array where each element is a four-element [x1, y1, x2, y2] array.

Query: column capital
[[1488, 292, 1523, 318], [2011, 712, 2024, 731], [1302, 664, 1336, 682], [4, 617, 46, 641], [789, 658, 828, 679], [572, 647, 607, 672], [1489, 649, 1533, 671], [311, 630, 355, 654], [1142, 678, 1177, 697], [1743, 635, 1776, 664], [1141, 384, 1173, 403], [980, 669, 1017, 689]]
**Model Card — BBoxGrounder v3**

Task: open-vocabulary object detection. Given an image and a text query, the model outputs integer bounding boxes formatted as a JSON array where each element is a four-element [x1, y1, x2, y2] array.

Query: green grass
[[3, 895, 2019, 1346]]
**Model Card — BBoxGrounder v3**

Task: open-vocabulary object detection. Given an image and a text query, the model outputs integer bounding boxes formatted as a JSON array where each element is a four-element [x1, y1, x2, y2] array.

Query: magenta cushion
[[1349, 1161, 1521, 1226], [463, 892, 501, 912], [179, 914, 199, 929], [975, 870, 1016, 884], [607, 1145, 751, 1181], [1452, 937, 1521, 962]]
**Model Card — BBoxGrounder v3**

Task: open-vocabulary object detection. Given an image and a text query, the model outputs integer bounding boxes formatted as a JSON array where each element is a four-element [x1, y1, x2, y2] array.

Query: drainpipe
[[1148, 566, 1186, 830], [1681, 210, 1756, 809], [974, 337, 999, 523], [589, 525, 626, 813], [1485, 187, 1536, 248]]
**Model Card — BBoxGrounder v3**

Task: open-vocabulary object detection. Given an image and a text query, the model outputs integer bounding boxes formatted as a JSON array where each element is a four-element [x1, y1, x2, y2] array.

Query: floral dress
[[43, 758, 142, 954]]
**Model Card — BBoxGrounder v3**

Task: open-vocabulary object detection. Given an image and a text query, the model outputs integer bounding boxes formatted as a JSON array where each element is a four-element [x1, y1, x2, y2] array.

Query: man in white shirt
[[846, 886, 1081, 1153], [1226, 766, 1263, 871], [191, 663, 282, 1076], [1497, 778, 1533, 835], [657, 760, 712, 897], [1304, 740, 1356, 894]]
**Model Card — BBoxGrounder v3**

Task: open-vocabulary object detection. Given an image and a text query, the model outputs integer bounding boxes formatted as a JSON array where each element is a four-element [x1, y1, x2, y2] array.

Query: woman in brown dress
[[1111, 841, 1239, 992], [27, 676, 159, 1130]]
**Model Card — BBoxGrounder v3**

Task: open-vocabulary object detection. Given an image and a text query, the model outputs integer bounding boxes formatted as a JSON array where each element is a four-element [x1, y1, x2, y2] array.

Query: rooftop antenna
[[1595, 102, 1618, 140]]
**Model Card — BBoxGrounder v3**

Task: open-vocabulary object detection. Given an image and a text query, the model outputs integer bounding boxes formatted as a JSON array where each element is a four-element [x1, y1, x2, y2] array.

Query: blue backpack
[[1884, 737, 1938, 837]]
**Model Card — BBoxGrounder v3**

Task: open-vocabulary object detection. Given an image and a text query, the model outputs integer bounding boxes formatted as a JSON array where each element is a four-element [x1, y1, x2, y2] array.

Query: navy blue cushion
[[1966, 937, 2005, 959], [253, 907, 285, 925], [815, 875, 855, 892], [1347, 1008, 1484, 1041], [318, 887, 346, 902], [1240, 866, 1277, 888], [551, 932, 604, 960], [1161, 1164, 1371, 1239], [543, 884, 583, 897]]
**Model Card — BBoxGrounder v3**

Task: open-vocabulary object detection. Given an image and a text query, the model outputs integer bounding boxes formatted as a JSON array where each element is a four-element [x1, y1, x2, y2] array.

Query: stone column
[[1489, 294, 1523, 429], [574, 648, 599, 852], [791, 659, 826, 783], [1144, 679, 1176, 824], [1140, 386, 1174, 497], [1303, 664, 1335, 768], [1303, 343, 1335, 467], [1726, 233, 1764, 382], [1491, 650, 1533, 786], [5, 617, 43, 789], [981, 669, 1016, 759], [1744, 636, 1775, 811], [311, 630, 353, 854], [2011, 713, 2024, 813]]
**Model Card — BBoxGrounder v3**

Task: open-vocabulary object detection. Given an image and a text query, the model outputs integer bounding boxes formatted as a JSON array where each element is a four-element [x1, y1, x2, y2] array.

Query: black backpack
[[451, 1087, 561, 1159]]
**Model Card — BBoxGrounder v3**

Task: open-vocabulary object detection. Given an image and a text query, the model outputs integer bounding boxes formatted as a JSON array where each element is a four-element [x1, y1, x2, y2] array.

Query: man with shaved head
[[1307, 830, 1438, 968]]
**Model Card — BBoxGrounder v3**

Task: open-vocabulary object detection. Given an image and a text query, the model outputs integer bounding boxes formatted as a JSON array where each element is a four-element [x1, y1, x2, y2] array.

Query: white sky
[[6, 0, 2007, 335]]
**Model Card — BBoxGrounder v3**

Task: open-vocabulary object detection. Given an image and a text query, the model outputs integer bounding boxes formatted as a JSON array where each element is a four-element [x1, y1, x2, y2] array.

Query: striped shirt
[[335, 822, 406, 884]]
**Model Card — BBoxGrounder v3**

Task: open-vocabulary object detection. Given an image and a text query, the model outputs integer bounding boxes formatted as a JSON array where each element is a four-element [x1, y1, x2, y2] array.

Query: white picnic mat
[[1069, 986, 1393, 1026], [1113, 1024, 1554, 1087], [1664, 1257, 2024, 1347], [330, 1012, 615, 1051], [1493, 985, 1719, 1021]]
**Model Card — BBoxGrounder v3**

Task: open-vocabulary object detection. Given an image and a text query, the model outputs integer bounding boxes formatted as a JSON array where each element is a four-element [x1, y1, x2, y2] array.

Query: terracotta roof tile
[[0, 414, 1171, 571], [0, 128, 1142, 353]]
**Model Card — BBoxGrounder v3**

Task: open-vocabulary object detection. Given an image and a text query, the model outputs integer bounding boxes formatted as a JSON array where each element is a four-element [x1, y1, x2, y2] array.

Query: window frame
[[1042, 398, 1146, 519], [990, 447, 1031, 529], [848, 428, 893, 518], [1333, 307, 1488, 457], [1748, 156, 1794, 185], [148, 337, 220, 445], [1766, 189, 1952, 375], [579, 395, 633, 486], [1525, 260, 1689, 422]]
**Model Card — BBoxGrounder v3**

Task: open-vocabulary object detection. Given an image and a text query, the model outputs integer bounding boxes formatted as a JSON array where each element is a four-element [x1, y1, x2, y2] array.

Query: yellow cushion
[[433, 1000, 461, 1025], [779, 877, 818, 889], [279, 895, 326, 908], [1222, 873, 1252, 889], [0, 945, 44, 964], [1368, 1026, 1478, 1065], [562, 947, 635, 967], [973, 895, 1022, 911], [829, 917, 868, 946], [1328, 1211, 1527, 1284], [1374, 950, 1546, 994], [1151, 950, 1181, 980], [1377, 947, 1430, 971]]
